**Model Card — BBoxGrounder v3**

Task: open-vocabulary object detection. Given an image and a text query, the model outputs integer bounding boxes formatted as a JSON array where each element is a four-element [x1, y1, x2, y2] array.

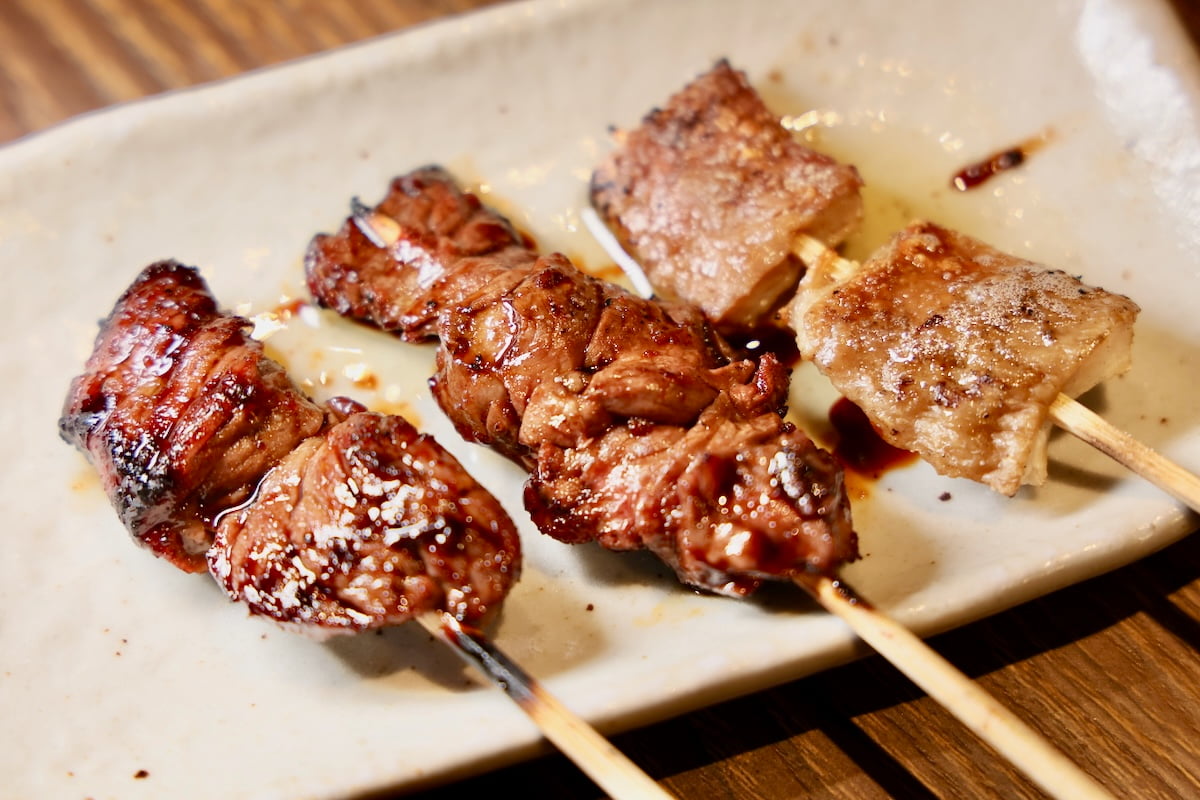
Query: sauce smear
[[725, 324, 801, 368], [951, 129, 1054, 191], [829, 397, 915, 477]]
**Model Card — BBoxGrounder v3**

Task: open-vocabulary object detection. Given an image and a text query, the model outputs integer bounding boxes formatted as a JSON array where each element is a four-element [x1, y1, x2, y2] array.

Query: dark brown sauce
[[724, 325, 801, 368], [951, 129, 1053, 191], [828, 397, 916, 477]]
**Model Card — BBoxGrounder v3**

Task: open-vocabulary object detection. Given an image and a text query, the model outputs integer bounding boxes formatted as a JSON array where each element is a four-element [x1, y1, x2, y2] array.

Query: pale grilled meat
[[59, 261, 328, 572], [61, 262, 521, 630], [590, 59, 864, 331], [793, 221, 1140, 495], [306, 168, 857, 596]]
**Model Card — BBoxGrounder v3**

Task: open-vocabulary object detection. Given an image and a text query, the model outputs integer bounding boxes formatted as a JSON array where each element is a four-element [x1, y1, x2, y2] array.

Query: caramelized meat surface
[[61, 262, 521, 630], [59, 261, 327, 571], [590, 59, 864, 330], [209, 410, 520, 631], [432, 252, 757, 463], [793, 221, 1140, 495], [306, 165, 533, 342], [307, 168, 858, 596]]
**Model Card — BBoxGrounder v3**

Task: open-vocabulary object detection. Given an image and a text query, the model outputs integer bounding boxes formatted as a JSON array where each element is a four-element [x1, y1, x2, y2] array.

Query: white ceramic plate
[[3, 0, 1199, 797]]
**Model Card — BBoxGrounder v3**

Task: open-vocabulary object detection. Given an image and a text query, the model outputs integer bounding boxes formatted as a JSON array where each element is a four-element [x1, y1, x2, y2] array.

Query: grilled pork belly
[[61, 262, 520, 630], [306, 168, 857, 596], [793, 221, 1140, 495], [59, 261, 328, 572], [589, 59, 864, 330]]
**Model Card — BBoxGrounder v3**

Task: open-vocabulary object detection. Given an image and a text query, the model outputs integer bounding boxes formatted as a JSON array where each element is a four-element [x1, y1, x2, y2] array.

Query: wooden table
[[6, 2, 1198, 798]]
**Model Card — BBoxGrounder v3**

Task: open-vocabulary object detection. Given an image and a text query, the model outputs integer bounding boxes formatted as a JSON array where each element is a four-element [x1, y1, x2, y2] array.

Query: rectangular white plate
[[3, 0, 1198, 797]]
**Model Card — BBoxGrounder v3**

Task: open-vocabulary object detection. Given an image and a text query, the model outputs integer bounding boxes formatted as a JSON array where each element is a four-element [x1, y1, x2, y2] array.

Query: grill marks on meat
[[589, 59, 864, 331], [60, 261, 520, 631], [526, 391, 851, 595], [59, 261, 328, 572], [305, 168, 857, 596], [432, 254, 761, 463]]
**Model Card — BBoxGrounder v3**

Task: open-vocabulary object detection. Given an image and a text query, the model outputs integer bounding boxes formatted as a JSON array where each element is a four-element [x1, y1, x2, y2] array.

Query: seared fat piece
[[307, 167, 857, 597], [589, 59, 864, 330], [793, 222, 1140, 495], [60, 262, 520, 631]]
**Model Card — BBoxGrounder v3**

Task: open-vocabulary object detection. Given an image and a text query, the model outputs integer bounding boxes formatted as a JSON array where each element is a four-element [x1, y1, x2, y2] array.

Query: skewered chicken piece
[[59, 260, 520, 631], [306, 166, 858, 597], [59, 261, 672, 799], [590, 59, 864, 331], [795, 230, 1200, 511]]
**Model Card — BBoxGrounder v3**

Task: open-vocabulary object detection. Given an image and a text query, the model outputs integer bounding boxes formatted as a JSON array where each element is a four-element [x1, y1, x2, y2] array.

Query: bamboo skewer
[[793, 575, 1116, 800], [791, 232, 1193, 795], [1048, 393, 1200, 513], [417, 612, 675, 800]]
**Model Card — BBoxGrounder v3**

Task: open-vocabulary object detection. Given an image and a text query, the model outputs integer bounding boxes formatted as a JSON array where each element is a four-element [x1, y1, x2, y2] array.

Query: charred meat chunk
[[305, 165, 534, 342], [62, 261, 521, 630], [59, 261, 327, 571], [209, 409, 520, 631]]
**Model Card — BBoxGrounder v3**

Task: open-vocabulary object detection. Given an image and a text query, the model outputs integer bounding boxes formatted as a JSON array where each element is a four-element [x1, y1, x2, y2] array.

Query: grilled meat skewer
[[588, 60, 1144, 498], [306, 166, 857, 597], [60, 263, 679, 799], [590, 59, 864, 332], [793, 223, 1140, 495], [60, 260, 520, 631]]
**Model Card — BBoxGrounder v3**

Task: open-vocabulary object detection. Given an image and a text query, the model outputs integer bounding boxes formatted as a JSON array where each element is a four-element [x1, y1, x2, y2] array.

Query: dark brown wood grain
[[6, 1, 1199, 798]]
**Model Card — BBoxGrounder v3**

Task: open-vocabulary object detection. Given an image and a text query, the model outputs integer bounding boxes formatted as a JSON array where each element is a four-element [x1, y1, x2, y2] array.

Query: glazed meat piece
[[526, 390, 852, 595], [431, 251, 762, 464], [62, 261, 521, 629], [433, 252, 852, 592], [209, 407, 520, 631], [306, 168, 858, 596], [793, 221, 1140, 495], [306, 165, 534, 342], [59, 261, 328, 572], [590, 59, 864, 330]]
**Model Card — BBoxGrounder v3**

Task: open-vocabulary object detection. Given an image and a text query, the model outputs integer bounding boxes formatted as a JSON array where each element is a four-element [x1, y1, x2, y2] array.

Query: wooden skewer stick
[[793, 575, 1115, 800], [1048, 394, 1200, 513], [416, 612, 675, 800], [794, 235, 1123, 793], [795, 234, 1200, 513]]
